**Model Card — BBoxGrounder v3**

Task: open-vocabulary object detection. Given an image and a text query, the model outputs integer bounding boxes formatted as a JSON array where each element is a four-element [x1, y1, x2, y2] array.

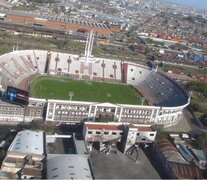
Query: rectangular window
[[37, 110, 41, 116]]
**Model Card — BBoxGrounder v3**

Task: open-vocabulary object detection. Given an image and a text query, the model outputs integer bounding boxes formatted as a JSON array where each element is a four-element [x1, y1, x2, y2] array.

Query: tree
[[191, 103, 201, 112], [152, 124, 168, 141], [192, 133, 207, 152]]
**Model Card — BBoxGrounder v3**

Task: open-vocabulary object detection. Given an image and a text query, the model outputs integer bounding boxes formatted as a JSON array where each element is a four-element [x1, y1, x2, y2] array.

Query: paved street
[[164, 108, 204, 135]]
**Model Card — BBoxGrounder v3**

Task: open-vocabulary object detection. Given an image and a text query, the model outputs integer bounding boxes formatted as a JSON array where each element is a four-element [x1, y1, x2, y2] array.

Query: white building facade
[[46, 100, 189, 127], [83, 122, 157, 153]]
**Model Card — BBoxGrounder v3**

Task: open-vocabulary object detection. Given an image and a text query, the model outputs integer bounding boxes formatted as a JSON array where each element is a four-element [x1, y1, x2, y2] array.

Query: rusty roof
[[156, 139, 187, 164], [170, 162, 203, 179], [85, 123, 154, 132], [85, 124, 123, 131], [133, 125, 153, 132]]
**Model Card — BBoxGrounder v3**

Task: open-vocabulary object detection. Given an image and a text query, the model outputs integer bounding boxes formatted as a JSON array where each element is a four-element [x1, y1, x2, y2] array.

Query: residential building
[[1, 130, 45, 179]]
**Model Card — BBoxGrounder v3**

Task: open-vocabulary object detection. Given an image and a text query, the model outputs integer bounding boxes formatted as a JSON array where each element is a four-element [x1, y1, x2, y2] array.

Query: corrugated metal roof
[[47, 154, 92, 179], [156, 139, 187, 164], [177, 144, 194, 162], [170, 162, 203, 179], [6, 10, 109, 29], [189, 148, 207, 162], [8, 130, 44, 155]]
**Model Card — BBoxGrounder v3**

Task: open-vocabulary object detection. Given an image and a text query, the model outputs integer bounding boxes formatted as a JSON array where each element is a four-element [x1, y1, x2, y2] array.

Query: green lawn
[[30, 76, 143, 105]]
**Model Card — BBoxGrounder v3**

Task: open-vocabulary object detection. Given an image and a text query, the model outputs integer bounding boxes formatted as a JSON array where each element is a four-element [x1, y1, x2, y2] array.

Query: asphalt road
[[164, 108, 205, 136]]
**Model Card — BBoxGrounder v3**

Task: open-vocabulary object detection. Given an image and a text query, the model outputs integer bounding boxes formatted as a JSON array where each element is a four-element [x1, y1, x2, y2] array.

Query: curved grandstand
[[0, 50, 189, 127]]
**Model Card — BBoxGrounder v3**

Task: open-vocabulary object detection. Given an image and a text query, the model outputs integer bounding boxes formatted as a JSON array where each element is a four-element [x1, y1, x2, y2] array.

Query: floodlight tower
[[13, 44, 18, 51], [141, 97, 145, 105], [84, 31, 95, 63], [69, 91, 74, 101], [188, 91, 192, 102]]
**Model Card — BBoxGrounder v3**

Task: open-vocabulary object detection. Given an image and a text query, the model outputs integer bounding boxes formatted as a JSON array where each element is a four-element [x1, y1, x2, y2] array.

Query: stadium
[[0, 33, 190, 127]]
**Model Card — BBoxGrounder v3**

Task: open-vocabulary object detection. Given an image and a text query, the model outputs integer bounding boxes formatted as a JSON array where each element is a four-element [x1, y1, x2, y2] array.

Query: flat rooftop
[[8, 130, 44, 155], [89, 148, 160, 179]]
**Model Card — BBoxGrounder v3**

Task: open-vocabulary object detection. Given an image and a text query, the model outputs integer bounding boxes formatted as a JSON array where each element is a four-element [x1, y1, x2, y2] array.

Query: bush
[[191, 103, 201, 112], [191, 133, 207, 152]]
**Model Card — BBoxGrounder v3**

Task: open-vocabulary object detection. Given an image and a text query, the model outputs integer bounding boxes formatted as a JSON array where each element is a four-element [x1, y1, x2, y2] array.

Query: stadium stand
[[125, 62, 188, 107], [126, 63, 151, 84], [0, 50, 48, 90], [138, 72, 188, 107], [33, 50, 48, 74], [48, 52, 122, 82], [0, 50, 189, 127]]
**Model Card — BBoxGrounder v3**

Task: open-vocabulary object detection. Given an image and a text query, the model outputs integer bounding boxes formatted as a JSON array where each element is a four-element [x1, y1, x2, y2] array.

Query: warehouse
[[47, 154, 92, 179], [0, 10, 119, 36]]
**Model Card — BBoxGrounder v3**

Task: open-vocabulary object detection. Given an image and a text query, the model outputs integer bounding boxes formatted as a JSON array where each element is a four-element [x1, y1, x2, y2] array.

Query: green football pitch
[[30, 76, 143, 105]]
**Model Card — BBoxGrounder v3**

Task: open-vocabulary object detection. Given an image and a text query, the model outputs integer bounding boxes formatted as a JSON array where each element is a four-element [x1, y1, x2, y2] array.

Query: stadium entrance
[[96, 113, 115, 122], [94, 105, 116, 122]]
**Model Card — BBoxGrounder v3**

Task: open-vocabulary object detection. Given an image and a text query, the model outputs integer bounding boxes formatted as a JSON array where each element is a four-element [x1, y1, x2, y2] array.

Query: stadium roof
[[8, 130, 44, 155], [47, 154, 92, 179]]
